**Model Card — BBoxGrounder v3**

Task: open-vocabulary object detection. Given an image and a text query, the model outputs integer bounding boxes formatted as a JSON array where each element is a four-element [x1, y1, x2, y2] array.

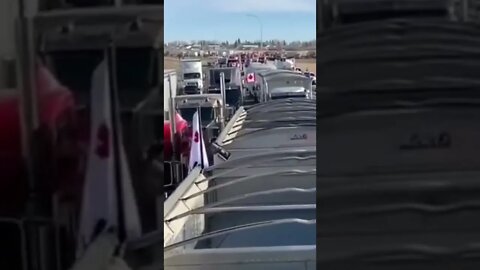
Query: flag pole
[[198, 105, 205, 169], [105, 42, 126, 244]]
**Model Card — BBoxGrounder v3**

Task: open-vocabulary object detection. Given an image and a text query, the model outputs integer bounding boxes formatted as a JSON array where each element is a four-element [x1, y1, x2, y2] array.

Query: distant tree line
[[166, 39, 316, 49], [163, 49, 316, 60]]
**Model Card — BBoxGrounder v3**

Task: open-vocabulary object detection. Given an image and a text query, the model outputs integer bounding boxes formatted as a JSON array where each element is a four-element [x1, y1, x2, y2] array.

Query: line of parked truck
[[158, 50, 317, 269], [163, 53, 316, 196]]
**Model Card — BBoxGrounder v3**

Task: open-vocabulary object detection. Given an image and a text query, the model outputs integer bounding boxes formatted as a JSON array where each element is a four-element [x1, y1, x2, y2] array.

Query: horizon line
[[165, 39, 317, 43]]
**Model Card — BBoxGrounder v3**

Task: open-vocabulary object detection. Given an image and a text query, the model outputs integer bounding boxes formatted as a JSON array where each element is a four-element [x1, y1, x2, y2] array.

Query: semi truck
[[181, 59, 204, 94], [125, 97, 317, 270], [208, 67, 243, 112]]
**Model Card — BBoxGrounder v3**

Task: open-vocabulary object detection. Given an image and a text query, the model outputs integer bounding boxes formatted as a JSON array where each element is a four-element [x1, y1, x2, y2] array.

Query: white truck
[[181, 59, 204, 94], [124, 98, 317, 270], [164, 69, 177, 120], [159, 98, 317, 270]]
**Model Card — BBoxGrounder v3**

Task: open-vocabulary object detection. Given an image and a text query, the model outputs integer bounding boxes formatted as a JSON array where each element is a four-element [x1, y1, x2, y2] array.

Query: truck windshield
[[179, 107, 214, 125], [184, 73, 201, 79], [226, 89, 241, 108], [211, 70, 232, 84]]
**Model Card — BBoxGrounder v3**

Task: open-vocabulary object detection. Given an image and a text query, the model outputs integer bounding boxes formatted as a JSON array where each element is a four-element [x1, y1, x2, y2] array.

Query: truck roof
[[181, 58, 202, 62], [175, 94, 224, 108], [126, 98, 317, 269], [175, 93, 222, 100]]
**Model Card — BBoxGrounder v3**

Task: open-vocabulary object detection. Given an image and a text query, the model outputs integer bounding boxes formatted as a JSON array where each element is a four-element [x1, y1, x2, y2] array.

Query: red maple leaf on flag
[[193, 131, 199, 143], [95, 123, 110, 159]]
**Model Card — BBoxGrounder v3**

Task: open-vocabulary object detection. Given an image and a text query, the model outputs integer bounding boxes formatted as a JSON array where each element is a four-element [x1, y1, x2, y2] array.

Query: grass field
[[294, 58, 316, 74], [164, 57, 317, 74]]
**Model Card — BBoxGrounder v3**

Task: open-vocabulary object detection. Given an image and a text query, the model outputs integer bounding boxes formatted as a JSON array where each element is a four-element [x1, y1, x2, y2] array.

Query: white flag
[[188, 110, 209, 171], [76, 59, 141, 257]]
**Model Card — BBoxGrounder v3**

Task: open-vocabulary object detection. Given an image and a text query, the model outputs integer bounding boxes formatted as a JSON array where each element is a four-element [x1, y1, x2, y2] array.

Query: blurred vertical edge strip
[[316, 1, 321, 270], [0, 0, 16, 57], [159, 4, 165, 265], [0, 0, 17, 88]]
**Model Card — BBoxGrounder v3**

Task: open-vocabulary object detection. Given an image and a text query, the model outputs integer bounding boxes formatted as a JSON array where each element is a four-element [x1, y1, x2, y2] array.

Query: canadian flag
[[246, 72, 255, 83], [188, 110, 210, 172], [76, 58, 141, 257]]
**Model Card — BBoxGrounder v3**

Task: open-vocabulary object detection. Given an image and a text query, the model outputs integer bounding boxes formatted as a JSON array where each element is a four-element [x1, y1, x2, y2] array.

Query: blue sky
[[164, 0, 316, 42]]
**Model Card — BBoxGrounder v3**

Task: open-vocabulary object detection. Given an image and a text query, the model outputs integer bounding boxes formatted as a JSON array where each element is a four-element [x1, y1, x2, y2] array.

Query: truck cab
[[227, 55, 240, 68], [174, 94, 225, 168], [174, 94, 225, 139], [208, 67, 243, 112], [181, 59, 204, 94]]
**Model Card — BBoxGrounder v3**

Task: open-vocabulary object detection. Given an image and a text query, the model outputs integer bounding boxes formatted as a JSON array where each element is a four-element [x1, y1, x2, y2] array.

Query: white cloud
[[203, 0, 315, 13]]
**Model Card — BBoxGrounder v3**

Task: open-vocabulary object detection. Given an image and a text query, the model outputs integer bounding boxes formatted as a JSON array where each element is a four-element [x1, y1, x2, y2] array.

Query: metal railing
[[0, 192, 81, 270], [164, 160, 185, 198], [0, 215, 58, 270]]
